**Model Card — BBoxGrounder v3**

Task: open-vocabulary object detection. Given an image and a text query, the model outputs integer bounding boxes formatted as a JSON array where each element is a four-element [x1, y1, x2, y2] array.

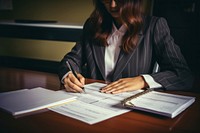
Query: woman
[[59, 0, 193, 94]]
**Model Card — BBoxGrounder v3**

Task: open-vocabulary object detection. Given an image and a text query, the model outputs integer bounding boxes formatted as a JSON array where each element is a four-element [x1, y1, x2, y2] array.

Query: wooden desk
[[0, 67, 200, 133]]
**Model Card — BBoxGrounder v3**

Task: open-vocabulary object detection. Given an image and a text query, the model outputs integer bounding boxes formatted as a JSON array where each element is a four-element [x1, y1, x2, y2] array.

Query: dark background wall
[[153, 0, 200, 76], [152, 0, 200, 90]]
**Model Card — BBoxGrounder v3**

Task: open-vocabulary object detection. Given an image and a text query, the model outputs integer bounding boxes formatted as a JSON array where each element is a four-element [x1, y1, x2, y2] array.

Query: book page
[[130, 91, 195, 118]]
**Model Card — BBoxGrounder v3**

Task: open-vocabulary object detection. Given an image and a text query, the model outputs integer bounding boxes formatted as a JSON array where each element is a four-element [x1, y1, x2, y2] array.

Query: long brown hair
[[88, 0, 144, 53]]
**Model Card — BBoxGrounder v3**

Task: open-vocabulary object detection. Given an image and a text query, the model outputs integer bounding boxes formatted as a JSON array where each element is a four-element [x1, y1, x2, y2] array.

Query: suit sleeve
[[58, 19, 91, 81], [58, 41, 84, 81], [150, 17, 194, 90]]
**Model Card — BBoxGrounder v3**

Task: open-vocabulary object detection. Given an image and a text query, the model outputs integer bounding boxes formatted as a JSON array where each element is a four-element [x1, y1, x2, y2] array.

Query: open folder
[[0, 87, 76, 116], [122, 90, 195, 118]]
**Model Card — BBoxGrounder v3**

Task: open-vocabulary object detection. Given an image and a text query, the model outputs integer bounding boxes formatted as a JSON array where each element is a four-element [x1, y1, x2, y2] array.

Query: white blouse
[[105, 24, 162, 89]]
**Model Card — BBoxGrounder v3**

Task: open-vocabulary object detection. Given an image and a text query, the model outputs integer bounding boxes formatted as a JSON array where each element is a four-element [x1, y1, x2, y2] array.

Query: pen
[[66, 61, 85, 93]]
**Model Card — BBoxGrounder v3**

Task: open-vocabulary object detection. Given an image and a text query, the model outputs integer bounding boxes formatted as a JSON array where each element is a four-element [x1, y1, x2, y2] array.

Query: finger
[[109, 80, 142, 94], [77, 73, 85, 87], [64, 84, 79, 93], [110, 89, 126, 94], [101, 81, 122, 93], [104, 84, 135, 94], [68, 78, 84, 93], [101, 84, 118, 93], [105, 83, 126, 93], [64, 80, 80, 93], [65, 74, 84, 93], [68, 73, 84, 88], [101, 80, 119, 90]]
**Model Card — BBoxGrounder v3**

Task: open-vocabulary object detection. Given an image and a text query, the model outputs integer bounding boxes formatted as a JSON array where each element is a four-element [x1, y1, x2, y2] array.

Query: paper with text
[[49, 82, 143, 124]]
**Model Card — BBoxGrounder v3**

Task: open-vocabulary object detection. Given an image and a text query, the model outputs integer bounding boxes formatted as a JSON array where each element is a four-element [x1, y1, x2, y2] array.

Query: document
[[122, 90, 195, 118], [49, 82, 143, 124], [0, 87, 76, 116]]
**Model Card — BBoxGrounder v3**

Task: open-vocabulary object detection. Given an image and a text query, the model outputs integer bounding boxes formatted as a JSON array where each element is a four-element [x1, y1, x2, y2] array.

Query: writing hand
[[100, 76, 148, 94], [63, 72, 85, 93]]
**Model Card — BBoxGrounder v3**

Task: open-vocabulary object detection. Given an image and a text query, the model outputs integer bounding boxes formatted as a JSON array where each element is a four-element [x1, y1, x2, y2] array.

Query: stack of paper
[[0, 87, 76, 116]]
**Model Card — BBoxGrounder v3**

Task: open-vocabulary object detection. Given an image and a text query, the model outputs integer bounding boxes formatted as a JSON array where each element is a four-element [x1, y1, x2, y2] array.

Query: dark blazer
[[59, 16, 193, 91]]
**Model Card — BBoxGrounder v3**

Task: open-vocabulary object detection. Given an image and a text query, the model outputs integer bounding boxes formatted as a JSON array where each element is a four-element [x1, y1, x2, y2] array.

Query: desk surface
[[0, 67, 200, 133]]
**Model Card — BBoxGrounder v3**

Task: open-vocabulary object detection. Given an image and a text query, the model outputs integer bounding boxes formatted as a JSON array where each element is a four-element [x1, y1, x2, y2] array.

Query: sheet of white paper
[[50, 82, 143, 124]]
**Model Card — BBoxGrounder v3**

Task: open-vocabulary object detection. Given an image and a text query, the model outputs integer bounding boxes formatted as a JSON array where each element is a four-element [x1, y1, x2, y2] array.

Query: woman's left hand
[[100, 76, 148, 94]]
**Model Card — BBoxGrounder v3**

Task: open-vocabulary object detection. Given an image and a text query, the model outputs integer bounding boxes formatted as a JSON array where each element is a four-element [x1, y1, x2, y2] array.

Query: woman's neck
[[113, 17, 123, 29]]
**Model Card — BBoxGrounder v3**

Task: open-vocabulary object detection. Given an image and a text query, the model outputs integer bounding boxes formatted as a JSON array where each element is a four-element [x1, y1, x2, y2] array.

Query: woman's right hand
[[63, 72, 85, 93]]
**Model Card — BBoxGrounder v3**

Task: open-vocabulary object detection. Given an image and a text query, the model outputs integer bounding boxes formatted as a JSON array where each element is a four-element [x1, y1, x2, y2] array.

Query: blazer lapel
[[91, 21, 145, 81], [112, 34, 144, 81], [92, 43, 106, 80]]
